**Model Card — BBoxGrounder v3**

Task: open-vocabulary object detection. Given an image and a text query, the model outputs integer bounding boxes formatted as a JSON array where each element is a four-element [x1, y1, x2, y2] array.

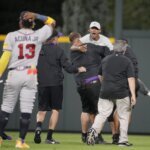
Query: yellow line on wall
[[0, 35, 115, 43], [0, 35, 6, 41]]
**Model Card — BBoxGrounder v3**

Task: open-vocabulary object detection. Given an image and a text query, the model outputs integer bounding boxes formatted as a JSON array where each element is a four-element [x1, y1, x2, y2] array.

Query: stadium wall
[[0, 31, 150, 134]]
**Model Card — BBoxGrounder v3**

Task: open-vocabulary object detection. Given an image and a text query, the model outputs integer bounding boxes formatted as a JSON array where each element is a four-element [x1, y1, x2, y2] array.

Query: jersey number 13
[[18, 43, 36, 59]]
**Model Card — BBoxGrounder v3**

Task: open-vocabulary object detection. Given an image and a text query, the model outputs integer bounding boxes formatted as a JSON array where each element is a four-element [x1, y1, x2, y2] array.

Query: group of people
[[0, 11, 149, 149]]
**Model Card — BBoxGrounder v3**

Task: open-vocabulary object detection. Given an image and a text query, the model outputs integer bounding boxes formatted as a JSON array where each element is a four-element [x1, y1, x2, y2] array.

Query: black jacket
[[124, 47, 138, 78], [99, 53, 135, 99], [70, 43, 110, 85], [37, 43, 78, 87]]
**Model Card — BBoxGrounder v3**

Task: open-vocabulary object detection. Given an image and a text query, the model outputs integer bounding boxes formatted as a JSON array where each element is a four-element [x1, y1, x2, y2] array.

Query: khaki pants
[[92, 97, 131, 143]]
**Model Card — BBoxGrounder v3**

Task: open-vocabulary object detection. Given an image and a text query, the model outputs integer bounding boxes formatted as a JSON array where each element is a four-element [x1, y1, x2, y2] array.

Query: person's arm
[[70, 44, 87, 52], [125, 47, 139, 77], [127, 60, 136, 107], [60, 49, 86, 73], [94, 44, 111, 58], [0, 51, 11, 77], [23, 11, 56, 27], [103, 36, 113, 51], [98, 63, 103, 82], [128, 77, 136, 107], [23, 12, 56, 42]]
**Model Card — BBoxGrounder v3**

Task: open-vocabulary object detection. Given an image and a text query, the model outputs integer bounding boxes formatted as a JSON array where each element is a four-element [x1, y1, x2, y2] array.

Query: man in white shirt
[[73, 21, 114, 144], [80, 21, 113, 51]]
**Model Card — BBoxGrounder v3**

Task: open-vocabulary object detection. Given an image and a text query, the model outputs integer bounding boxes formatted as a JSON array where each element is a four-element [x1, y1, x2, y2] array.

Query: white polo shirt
[[80, 34, 113, 51]]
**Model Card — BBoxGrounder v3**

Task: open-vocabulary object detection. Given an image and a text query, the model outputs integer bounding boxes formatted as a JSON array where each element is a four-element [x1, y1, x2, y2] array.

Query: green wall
[[0, 32, 150, 134]]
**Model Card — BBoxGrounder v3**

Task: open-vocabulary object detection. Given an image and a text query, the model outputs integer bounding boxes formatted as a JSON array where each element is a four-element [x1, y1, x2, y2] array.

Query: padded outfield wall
[[0, 32, 150, 134]]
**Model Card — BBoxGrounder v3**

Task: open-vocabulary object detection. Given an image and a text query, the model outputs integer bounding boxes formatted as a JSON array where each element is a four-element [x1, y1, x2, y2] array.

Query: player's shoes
[[2, 132, 12, 140], [95, 134, 107, 144], [34, 129, 41, 144], [0, 137, 3, 147], [112, 133, 119, 144], [86, 128, 97, 145], [22, 142, 30, 149], [15, 138, 30, 149], [45, 139, 60, 144], [81, 135, 87, 143], [118, 142, 133, 147]]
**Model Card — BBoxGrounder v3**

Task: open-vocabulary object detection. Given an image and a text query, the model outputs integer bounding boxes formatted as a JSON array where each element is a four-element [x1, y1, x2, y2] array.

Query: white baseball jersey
[[3, 25, 53, 68], [80, 34, 113, 51]]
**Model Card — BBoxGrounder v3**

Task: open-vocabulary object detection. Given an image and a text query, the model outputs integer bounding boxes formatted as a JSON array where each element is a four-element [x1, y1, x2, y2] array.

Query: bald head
[[113, 40, 128, 52]]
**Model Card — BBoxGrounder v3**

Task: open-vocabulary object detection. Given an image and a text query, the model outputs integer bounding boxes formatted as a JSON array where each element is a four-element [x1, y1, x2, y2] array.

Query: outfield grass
[[1, 132, 150, 150]]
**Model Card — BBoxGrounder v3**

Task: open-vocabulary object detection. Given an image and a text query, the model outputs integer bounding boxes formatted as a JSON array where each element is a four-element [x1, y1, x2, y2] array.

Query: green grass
[[1, 132, 150, 150]]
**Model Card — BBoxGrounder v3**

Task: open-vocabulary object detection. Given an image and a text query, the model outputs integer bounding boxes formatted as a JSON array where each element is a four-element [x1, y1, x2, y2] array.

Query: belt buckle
[[90, 80, 98, 85], [92, 80, 97, 84], [16, 66, 25, 71]]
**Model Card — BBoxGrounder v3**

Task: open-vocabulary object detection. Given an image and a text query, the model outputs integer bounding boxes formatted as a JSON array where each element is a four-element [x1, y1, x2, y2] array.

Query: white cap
[[89, 21, 101, 29]]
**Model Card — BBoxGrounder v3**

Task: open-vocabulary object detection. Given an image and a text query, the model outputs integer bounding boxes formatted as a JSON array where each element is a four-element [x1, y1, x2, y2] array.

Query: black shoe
[[95, 134, 107, 144], [2, 132, 12, 140], [118, 142, 133, 147], [87, 128, 97, 145], [112, 134, 119, 144], [82, 136, 87, 143], [34, 130, 41, 144], [45, 139, 60, 144], [95, 137, 107, 144]]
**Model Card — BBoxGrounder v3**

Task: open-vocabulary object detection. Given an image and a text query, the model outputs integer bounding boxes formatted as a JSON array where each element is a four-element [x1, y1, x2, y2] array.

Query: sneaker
[[22, 142, 30, 149], [86, 128, 97, 145], [95, 134, 107, 144], [118, 142, 133, 147], [81, 136, 87, 143], [112, 134, 119, 144], [2, 132, 12, 140], [0, 137, 3, 147], [34, 130, 41, 144], [45, 139, 60, 144], [16, 138, 30, 149]]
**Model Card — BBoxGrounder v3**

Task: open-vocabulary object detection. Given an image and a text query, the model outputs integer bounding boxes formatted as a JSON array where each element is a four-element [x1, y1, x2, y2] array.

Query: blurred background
[[0, 0, 150, 134], [0, 0, 150, 36]]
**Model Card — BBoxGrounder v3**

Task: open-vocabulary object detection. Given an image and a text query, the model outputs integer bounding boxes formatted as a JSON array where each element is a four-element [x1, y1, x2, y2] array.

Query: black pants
[[77, 81, 101, 114]]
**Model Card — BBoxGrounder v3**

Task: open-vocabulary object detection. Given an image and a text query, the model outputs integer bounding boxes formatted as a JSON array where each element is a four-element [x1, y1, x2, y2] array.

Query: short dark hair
[[19, 11, 34, 28], [69, 32, 81, 43]]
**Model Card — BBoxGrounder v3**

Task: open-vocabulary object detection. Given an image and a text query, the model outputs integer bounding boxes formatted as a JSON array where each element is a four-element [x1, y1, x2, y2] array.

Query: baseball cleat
[[16, 138, 30, 149], [86, 128, 97, 145]]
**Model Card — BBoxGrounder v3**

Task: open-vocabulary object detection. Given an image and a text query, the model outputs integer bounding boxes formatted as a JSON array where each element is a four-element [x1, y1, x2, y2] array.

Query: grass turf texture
[[1, 132, 150, 150]]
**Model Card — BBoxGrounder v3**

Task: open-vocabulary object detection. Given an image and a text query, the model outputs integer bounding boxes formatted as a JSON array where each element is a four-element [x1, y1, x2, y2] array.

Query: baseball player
[[0, 11, 55, 148]]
